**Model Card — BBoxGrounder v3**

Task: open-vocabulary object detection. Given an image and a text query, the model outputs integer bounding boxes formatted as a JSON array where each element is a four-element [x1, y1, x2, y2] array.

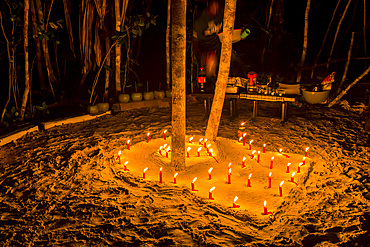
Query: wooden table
[[192, 94, 239, 118]]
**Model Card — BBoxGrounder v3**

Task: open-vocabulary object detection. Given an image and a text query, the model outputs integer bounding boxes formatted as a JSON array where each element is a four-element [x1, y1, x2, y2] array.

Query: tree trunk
[[336, 32, 355, 94], [63, 0, 76, 58], [205, 0, 237, 141], [296, 0, 311, 83], [20, 0, 30, 121], [104, 36, 111, 102], [171, 0, 187, 171], [363, 0, 367, 73], [166, 0, 171, 90]]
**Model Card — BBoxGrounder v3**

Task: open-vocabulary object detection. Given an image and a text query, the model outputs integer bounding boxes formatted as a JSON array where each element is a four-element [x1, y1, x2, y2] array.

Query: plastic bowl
[[302, 90, 330, 104]]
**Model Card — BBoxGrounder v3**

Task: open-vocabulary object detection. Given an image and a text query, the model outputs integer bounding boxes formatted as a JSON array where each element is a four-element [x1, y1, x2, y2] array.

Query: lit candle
[[147, 133, 150, 143], [208, 148, 213, 156], [257, 151, 261, 163], [209, 187, 215, 200], [233, 196, 240, 208], [228, 163, 232, 168], [270, 156, 274, 169], [251, 150, 256, 159], [166, 146, 170, 158], [239, 136, 242, 143], [174, 173, 178, 184], [123, 161, 129, 171], [279, 181, 284, 197], [291, 172, 295, 183], [143, 167, 148, 179], [208, 167, 213, 180], [240, 122, 245, 130], [159, 167, 163, 183], [286, 163, 291, 173], [242, 157, 246, 168], [302, 157, 306, 166], [189, 136, 193, 144], [263, 143, 266, 153], [164, 130, 167, 140], [204, 138, 208, 148], [159, 146, 163, 155], [187, 147, 191, 158], [228, 168, 232, 184], [247, 173, 252, 187], [305, 147, 309, 157], [263, 200, 268, 215], [116, 150, 121, 164], [268, 172, 272, 188], [206, 143, 211, 153], [243, 133, 246, 146], [199, 138, 203, 145], [297, 162, 302, 173], [279, 148, 283, 154], [126, 140, 131, 150], [191, 177, 198, 191], [197, 147, 202, 157], [249, 140, 253, 150]]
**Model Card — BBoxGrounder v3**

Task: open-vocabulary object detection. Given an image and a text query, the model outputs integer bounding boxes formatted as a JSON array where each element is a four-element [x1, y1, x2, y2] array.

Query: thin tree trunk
[[336, 32, 355, 94], [171, 0, 187, 171], [329, 66, 370, 107], [205, 0, 237, 141], [326, 0, 352, 72], [363, 0, 367, 72], [63, 0, 76, 58], [296, 0, 311, 83], [261, 0, 274, 63], [166, 0, 171, 90], [104, 36, 111, 102], [20, 0, 30, 121]]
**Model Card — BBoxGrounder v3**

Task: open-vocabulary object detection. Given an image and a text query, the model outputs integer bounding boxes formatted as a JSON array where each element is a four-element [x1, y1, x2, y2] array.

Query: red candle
[[166, 147, 170, 158], [174, 173, 178, 184], [116, 150, 121, 164], [197, 147, 202, 157], [263, 200, 268, 215], [204, 138, 208, 148], [247, 174, 252, 187], [233, 196, 240, 208], [189, 136, 193, 144], [279, 148, 283, 154], [257, 151, 261, 163], [302, 157, 306, 166], [187, 147, 191, 158], [243, 133, 246, 146], [228, 168, 232, 184], [291, 172, 295, 183], [263, 143, 266, 153], [164, 130, 167, 140], [268, 172, 272, 188], [249, 140, 253, 150], [208, 167, 213, 180], [251, 150, 256, 159], [305, 147, 309, 157], [209, 187, 215, 200], [270, 156, 274, 169], [242, 157, 246, 168], [199, 138, 203, 145], [159, 167, 163, 183], [143, 167, 148, 179], [123, 161, 129, 171], [159, 146, 163, 155], [279, 181, 284, 197], [297, 162, 302, 173], [208, 148, 213, 156], [239, 137, 242, 143], [126, 140, 131, 150], [286, 163, 291, 173], [206, 144, 211, 153], [191, 177, 198, 191], [147, 133, 150, 143]]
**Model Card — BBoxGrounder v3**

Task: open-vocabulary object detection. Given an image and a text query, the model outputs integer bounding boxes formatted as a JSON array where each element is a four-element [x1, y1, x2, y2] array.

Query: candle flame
[[299, 162, 303, 167], [147, 132, 150, 136], [210, 186, 215, 192], [292, 172, 295, 177], [280, 181, 285, 187], [263, 143, 266, 147], [198, 147, 202, 152], [174, 173, 178, 178], [164, 144, 168, 148], [228, 163, 232, 168], [204, 138, 208, 143], [264, 200, 266, 207], [199, 138, 203, 142], [306, 147, 309, 151], [209, 148, 213, 154], [234, 196, 238, 203], [248, 173, 252, 179], [252, 150, 256, 154], [287, 162, 291, 166], [243, 132, 246, 137], [241, 122, 245, 126], [164, 130, 167, 133], [189, 137, 193, 141], [160, 146, 163, 150], [208, 167, 213, 173], [160, 167, 162, 171], [271, 156, 275, 160], [258, 151, 260, 154], [239, 137, 242, 141], [207, 144, 211, 148], [143, 167, 148, 172], [250, 140, 253, 144], [118, 150, 121, 156], [279, 148, 282, 153], [269, 172, 272, 177], [187, 147, 191, 152], [192, 177, 197, 183], [229, 168, 231, 174], [166, 146, 171, 151], [127, 140, 131, 144], [124, 161, 129, 165], [243, 157, 246, 161], [303, 156, 306, 161]]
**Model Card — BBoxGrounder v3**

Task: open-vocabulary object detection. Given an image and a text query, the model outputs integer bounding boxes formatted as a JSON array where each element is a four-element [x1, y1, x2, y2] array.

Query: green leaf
[[104, 64, 112, 72]]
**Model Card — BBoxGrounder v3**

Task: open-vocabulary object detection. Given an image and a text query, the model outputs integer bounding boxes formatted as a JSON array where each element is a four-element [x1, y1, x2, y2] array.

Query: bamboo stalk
[[20, 0, 30, 121], [166, 0, 171, 91], [336, 32, 355, 94], [363, 0, 367, 71]]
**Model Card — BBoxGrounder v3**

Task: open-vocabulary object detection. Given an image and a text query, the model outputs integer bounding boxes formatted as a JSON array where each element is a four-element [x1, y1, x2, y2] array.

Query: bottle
[[198, 67, 206, 93]]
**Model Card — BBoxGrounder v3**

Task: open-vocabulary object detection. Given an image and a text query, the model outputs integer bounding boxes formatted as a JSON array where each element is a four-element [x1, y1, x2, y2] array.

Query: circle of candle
[[243, 133, 247, 146], [286, 163, 291, 173], [247, 173, 252, 187], [143, 167, 148, 179], [124, 161, 129, 171], [228, 168, 232, 184], [242, 157, 246, 168], [189, 136, 193, 144], [279, 181, 284, 197], [233, 196, 240, 208], [268, 172, 272, 188], [209, 187, 215, 200], [191, 177, 198, 191], [302, 157, 306, 166], [249, 140, 253, 150], [199, 138, 203, 145], [116, 150, 122, 164], [204, 138, 208, 148], [264, 200, 268, 215], [270, 156, 274, 169], [163, 130, 167, 140], [159, 167, 163, 183], [187, 147, 191, 158], [297, 162, 302, 173], [147, 133, 150, 143], [257, 151, 261, 163], [126, 140, 131, 150], [305, 147, 309, 157], [263, 143, 266, 153], [208, 167, 213, 180], [197, 147, 202, 157], [174, 173, 178, 184], [291, 172, 295, 182]]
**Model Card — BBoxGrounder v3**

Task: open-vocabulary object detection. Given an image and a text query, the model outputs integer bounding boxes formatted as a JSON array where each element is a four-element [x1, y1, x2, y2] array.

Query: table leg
[[282, 102, 287, 121], [233, 99, 237, 117], [253, 100, 258, 118]]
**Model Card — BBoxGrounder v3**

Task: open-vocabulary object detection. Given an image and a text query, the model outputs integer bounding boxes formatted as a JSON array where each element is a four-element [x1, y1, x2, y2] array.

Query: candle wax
[[268, 177, 271, 188], [209, 192, 214, 200], [279, 187, 283, 197], [233, 203, 240, 208]]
